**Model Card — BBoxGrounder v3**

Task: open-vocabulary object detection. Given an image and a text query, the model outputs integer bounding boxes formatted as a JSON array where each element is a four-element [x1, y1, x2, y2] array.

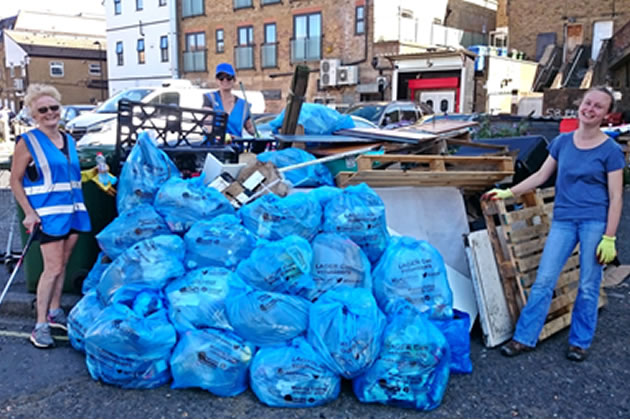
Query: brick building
[[507, 0, 630, 62], [178, 0, 497, 113]]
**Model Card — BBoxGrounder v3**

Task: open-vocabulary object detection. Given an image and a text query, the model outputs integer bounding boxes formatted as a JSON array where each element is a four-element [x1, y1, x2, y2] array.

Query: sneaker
[[567, 345, 588, 362], [30, 324, 55, 349], [47, 308, 68, 331], [500, 339, 534, 357]]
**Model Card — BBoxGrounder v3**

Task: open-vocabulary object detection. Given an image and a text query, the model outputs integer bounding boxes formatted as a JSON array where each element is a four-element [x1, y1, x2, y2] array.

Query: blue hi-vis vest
[[204, 91, 250, 137], [20, 129, 92, 236]]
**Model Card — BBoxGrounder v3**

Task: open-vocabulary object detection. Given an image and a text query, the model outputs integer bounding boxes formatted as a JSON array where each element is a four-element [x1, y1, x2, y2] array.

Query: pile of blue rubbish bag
[[67, 131, 473, 411]]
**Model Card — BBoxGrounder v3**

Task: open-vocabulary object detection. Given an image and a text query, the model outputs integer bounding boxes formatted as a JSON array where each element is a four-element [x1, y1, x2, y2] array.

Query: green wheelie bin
[[17, 145, 117, 294]]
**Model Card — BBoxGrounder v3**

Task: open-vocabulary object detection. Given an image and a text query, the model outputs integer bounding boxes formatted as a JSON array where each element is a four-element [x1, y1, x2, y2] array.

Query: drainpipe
[[172, 0, 180, 78]]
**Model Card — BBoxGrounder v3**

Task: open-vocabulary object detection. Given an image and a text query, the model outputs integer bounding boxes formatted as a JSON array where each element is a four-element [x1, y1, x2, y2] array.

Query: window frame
[[88, 63, 102, 76], [216, 28, 224, 53], [260, 0, 281, 5], [291, 11, 322, 62], [114, 0, 122, 14], [235, 25, 255, 70], [49, 61, 64, 78], [160, 35, 169, 62], [184, 31, 207, 72], [355, 5, 365, 35], [137, 38, 145, 64], [233, 0, 253, 10], [181, 0, 205, 17], [136, 0, 143, 11], [261, 22, 278, 68], [159, 0, 167, 5], [185, 31, 206, 51], [116, 41, 124, 66]]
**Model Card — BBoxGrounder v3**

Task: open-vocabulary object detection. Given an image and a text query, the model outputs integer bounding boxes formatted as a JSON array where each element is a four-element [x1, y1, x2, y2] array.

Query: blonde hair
[[24, 84, 62, 117]]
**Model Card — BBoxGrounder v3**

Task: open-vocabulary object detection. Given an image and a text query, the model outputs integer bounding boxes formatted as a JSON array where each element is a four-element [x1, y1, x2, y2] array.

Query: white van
[[68, 81, 265, 147]]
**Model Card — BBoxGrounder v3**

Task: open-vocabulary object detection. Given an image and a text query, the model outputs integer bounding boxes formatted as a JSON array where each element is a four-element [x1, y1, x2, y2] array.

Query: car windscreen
[[96, 88, 154, 113], [345, 105, 385, 123]]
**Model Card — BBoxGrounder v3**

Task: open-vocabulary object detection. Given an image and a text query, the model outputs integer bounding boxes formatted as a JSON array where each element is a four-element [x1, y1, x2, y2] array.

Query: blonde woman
[[10, 84, 91, 348], [483, 87, 624, 362]]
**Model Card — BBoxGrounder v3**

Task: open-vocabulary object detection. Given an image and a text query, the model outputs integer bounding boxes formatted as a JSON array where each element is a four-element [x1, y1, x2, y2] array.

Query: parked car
[[59, 104, 96, 130], [71, 82, 265, 147], [344, 101, 433, 129]]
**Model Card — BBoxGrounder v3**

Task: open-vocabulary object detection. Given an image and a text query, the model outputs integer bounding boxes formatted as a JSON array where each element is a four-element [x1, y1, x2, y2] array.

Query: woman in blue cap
[[203, 62, 254, 140]]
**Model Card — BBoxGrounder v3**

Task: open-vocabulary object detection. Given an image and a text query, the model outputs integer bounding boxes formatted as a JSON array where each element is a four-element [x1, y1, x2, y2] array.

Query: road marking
[[0, 329, 69, 341]]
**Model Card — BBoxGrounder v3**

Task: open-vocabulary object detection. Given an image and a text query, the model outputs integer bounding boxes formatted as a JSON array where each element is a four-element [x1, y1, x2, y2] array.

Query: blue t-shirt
[[549, 132, 625, 222], [203, 91, 251, 137]]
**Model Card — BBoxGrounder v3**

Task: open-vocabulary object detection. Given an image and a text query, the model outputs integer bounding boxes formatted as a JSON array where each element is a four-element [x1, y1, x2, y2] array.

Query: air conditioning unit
[[337, 65, 359, 85], [320, 59, 340, 87], [13, 78, 24, 91]]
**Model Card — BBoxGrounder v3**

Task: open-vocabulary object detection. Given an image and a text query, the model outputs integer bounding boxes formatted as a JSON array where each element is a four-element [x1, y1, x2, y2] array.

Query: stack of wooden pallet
[[481, 187, 607, 342]]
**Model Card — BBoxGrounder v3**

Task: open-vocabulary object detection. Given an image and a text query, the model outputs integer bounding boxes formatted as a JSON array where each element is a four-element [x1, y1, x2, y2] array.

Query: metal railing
[[290, 36, 321, 62], [235, 45, 254, 69], [183, 50, 207, 72], [261, 43, 277, 68]]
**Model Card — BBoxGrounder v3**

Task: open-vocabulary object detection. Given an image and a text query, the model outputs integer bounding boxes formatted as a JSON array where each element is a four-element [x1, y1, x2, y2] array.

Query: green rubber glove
[[482, 188, 514, 201], [596, 235, 616, 264]]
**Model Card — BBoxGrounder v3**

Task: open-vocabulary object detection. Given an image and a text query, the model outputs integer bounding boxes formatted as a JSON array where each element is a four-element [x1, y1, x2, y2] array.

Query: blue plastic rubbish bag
[[306, 233, 372, 302], [239, 192, 322, 241], [154, 177, 235, 234], [165, 267, 233, 333], [170, 328, 254, 397], [431, 309, 473, 374], [353, 300, 450, 411], [84, 286, 177, 389], [323, 183, 390, 263], [184, 214, 257, 270], [97, 235, 186, 305], [81, 252, 111, 294], [226, 278, 310, 347], [308, 288, 386, 379], [235, 235, 314, 296], [117, 130, 180, 214], [310, 186, 343, 209], [372, 236, 453, 319], [67, 290, 104, 353], [257, 148, 334, 187], [250, 337, 341, 408], [268, 103, 355, 136], [96, 204, 170, 260]]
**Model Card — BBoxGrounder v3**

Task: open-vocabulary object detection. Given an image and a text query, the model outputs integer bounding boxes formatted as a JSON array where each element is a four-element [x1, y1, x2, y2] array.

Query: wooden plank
[[414, 119, 480, 134], [355, 153, 513, 168], [465, 230, 515, 347], [516, 252, 580, 273], [538, 294, 607, 341], [510, 237, 547, 258], [336, 170, 513, 189]]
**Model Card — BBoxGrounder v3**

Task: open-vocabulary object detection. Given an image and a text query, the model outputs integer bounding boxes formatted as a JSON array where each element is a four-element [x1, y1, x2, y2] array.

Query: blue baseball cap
[[216, 62, 235, 77]]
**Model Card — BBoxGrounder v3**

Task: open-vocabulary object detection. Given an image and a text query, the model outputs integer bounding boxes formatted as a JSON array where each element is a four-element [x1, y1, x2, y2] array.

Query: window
[[235, 25, 254, 69], [262, 23, 277, 68], [159, 0, 166, 5], [160, 36, 169, 62], [216, 29, 224, 53], [183, 32, 207, 72], [234, 0, 252, 8], [261, 0, 280, 4], [182, 0, 204, 17], [49, 61, 64, 77], [89, 63, 102, 76], [400, 105, 418, 123], [291, 12, 321, 62], [114, 0, 121, 14], [148, 92, 180, 106], [383, 107, 399, 126], [116, 41, 124, 65], [355, 5, 365, 35], [137, 39, 145, 64], [136, 0, 143, 10]]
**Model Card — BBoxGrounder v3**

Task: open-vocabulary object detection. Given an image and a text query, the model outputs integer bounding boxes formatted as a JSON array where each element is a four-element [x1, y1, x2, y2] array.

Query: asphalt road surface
[[0, 184, 629, 418]]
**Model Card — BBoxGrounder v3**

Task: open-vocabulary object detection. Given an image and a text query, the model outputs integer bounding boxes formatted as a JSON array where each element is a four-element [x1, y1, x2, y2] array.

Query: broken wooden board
[[411, 119, 480, 134], [334, 127, 438, 144], [336, 154, 514, 190], [481, 187, 607, 342], [603, 265, 630, 288], [465, 229, 514, 347]]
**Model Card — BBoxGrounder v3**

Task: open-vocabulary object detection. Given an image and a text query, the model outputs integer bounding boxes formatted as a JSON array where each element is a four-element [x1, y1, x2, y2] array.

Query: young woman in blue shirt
[[10, 84, 92, 349], [483, 87, 625, 362]]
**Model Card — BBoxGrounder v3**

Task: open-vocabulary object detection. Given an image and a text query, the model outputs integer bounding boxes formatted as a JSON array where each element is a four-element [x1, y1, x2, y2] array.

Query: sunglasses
[[37, 105, 61, 114], [217, 74, 234, 82]]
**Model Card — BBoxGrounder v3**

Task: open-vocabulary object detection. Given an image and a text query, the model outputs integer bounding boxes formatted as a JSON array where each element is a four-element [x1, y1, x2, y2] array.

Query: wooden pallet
[[481, 187, 607, 342], [336, 154, 514, 190]]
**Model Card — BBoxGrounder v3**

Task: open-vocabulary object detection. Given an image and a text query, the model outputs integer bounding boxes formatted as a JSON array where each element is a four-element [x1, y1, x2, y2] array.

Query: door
[[419, 90, 456, 113], [592, 20, 613, 60], [566, 24, 583, 55]]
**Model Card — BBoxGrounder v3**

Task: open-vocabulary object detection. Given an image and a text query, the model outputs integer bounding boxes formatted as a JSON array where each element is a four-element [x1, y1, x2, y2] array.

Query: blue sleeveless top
[[204, 91, 251, 137]]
